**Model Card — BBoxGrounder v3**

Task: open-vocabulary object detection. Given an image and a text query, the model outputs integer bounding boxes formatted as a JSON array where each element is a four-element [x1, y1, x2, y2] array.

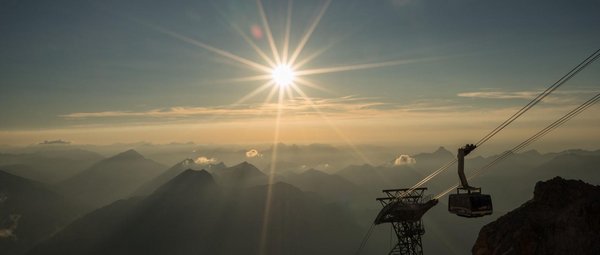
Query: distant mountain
[[476, 149, 555, 176], [473, 177, 600, 255], [151, 169, 218, 196], [337, 164, 383, 189], [0, 170, 87, 255], [58, 149, 166, 208], [27, 148, 103, 162], [29, 170, 363, 255], [203, 161, 227, 172], [532, 153, 600, 184], [212, 161, 267, 187], [264, 161, 306, 174], [0, 149, 104, 183], [471, 150, 600, 209], [412, 146, 455, 170], [0, 165, 45, 184], [337, 164, 423, 193], [133, 159, 226, 196], [282, 169, 362, 202]]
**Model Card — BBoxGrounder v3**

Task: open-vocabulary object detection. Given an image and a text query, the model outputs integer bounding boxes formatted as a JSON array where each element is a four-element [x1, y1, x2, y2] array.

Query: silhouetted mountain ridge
[[282, 168, 362, 202], [58, 150, 166, 208], [152, 169, 216, 196], [29, 168, 363, 255], [212, 161, 267, 187], [109, 149, 145, 160], [0, 170, 87, 255], [0, 149, 104, 183], [473, 177, 600, 254], [133, 159, 225, 196]]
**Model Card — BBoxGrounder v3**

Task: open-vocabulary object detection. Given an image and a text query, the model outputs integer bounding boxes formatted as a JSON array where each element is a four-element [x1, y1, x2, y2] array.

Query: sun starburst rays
[[257, 0, 282, 65], [140, 1, 434, 253], [289, 1, 331, 66]]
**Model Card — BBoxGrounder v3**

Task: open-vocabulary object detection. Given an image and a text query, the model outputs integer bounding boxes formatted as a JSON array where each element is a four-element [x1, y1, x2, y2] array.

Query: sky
[[1, 0, 599, 153]]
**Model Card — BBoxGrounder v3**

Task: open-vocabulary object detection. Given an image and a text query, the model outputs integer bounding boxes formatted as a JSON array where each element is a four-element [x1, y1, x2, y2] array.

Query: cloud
[[59, 106, 260, 119], [58, 96, 389, 120], [58, 90, 596, 125], [246, 149, 262, 158], [39, 139, 71, 145], [182, 159, 195, 167], [458, 91, 537, 100], [194, 156, 217, 165], [394, 155, 416, 165], [315, 163, 330, 170], [457, 89, 596, 104], [0, 214, 20, 239]]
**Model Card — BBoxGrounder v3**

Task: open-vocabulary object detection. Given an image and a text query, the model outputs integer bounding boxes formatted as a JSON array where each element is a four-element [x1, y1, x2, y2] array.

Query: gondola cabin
[[448, 144, 494, 218], [448, 187, 492, 218]]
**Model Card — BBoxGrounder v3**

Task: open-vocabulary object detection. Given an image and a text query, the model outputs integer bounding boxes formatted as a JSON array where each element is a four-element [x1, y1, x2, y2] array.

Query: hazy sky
[[1, 0, 599, 151]]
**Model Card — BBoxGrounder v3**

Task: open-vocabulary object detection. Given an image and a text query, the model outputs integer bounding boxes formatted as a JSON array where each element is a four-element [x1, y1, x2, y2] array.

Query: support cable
[[435, 92, 600, 199], [396, 48, 600, 199], [354, 223, 376, 255]]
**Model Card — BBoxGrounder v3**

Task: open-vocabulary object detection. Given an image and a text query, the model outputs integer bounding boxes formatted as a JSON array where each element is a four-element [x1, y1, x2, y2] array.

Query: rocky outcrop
[[473, 177, 600, 255]]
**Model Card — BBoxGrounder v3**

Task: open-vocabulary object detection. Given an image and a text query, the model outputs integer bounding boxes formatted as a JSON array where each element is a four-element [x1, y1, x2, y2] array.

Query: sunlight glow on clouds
[[394, 154, 417, 165], [457, 89, 597, 104], [194, 156, 218, 165], [246, 149, 263, 158], [58, 96, 387, 120]]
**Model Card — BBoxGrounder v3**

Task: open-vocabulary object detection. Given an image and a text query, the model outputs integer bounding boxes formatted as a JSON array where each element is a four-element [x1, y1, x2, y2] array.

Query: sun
[[144, 1, 427, 251], [271, 64, 295, 88]]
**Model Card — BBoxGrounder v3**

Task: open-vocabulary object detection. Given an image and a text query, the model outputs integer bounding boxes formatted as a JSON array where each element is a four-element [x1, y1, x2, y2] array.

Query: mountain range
[[58, 150, 166, 208], [1, 146, 599, 254], [0, 170, 88, 255], [133, 158, 226, 196], [0, 149, 104, 184], [29, 169, 363, 255]]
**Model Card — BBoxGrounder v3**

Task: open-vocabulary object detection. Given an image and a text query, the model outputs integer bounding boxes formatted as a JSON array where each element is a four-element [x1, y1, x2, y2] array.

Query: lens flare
[[271, 64, 295, 87]]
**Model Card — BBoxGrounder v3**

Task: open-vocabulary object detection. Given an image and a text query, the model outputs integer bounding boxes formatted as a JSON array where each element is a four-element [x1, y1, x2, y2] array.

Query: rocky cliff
[[473, 177, 600, 255]]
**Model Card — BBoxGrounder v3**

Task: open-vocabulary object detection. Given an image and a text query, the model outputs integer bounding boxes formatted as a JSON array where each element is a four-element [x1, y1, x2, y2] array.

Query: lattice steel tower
[[374, 188, 438, 255]]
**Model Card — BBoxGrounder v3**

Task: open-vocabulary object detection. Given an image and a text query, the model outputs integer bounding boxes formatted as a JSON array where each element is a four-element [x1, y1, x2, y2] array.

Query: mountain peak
[[521, 149, 541, 156], [153, 169, 216, 195], [301, 168, 326, 176], [533, 176, 598, 207], [435, 146, 451, 154], [174, 169, 213, 182], [229, 161, 260, 172], [110, 149, 145, 160], [179, 158, 197, 167], [413, 146, 455, 161], [212, 162, 266, 186]]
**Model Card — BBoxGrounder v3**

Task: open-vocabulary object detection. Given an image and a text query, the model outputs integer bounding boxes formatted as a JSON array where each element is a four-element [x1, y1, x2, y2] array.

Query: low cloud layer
[[457, 89, 596, 104], [39, 139, 71, 145], [458, 91, 538, 100], [194, 156, 217, 165], [246, 149, 262, 158], [59, 96, 387, 120], [394, 155, 417, 165]]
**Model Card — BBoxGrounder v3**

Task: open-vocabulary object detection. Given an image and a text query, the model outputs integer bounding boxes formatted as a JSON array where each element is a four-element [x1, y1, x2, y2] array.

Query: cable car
[[448, 144, 493, 218], [448, 187, 492, 217]]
